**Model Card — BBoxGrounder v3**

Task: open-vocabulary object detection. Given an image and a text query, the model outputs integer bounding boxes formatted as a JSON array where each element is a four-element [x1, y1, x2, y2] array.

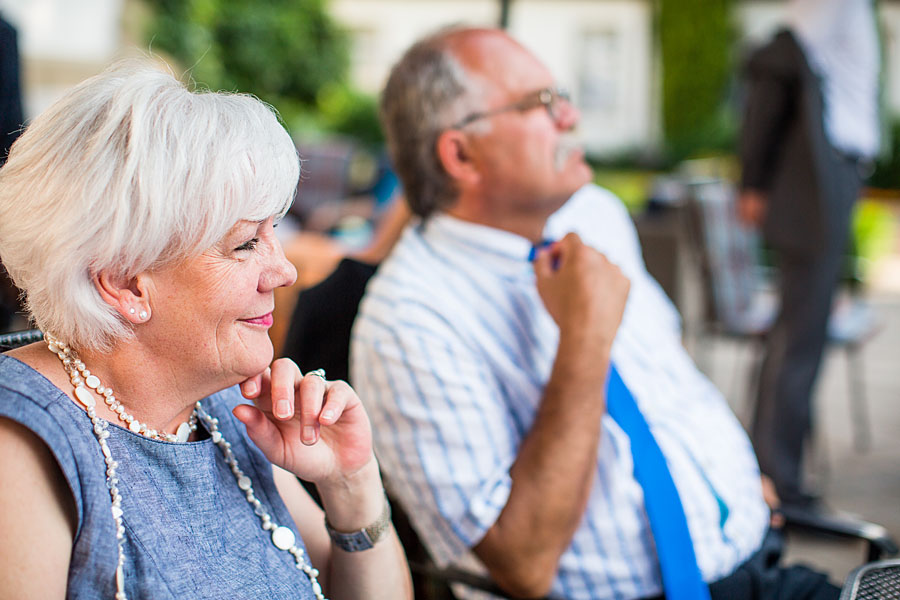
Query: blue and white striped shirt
[[351, 184, 769, 600]]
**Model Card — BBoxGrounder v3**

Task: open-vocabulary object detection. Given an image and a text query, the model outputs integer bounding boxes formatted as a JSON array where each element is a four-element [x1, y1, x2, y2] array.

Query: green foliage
[[316, 83, 383, 147], [143, 0, 350, 128], [853, 199, 896, 276], [593, 169, 656, 214], [657, 0, 735, 160]]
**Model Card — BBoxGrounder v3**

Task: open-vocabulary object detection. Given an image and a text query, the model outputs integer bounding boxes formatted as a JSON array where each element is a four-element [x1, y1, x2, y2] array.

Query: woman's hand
[[232, 358, 374, 484]]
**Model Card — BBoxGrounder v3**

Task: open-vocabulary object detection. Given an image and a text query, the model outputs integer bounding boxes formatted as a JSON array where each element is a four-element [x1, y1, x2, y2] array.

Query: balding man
[[352, 27, 837, 600]]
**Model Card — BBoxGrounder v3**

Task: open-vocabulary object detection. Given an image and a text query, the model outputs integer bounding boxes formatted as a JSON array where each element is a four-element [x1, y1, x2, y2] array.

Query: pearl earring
[[129, 308, 136, 315], [139, 310, 148, 321]]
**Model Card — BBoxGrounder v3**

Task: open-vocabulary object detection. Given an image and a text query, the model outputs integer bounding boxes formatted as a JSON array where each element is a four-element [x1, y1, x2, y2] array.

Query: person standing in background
[[739, 0, 880, 510], [0, 12, 24, 331], [0, 11, 23, 164]]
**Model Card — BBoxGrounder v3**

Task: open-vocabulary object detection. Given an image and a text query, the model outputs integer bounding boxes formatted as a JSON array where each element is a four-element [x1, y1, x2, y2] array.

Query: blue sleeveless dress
[[0, 354, 318, 600]]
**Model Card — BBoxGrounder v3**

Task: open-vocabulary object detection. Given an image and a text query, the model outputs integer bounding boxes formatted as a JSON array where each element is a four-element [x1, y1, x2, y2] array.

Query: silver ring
[[307, 368, 326, 380]]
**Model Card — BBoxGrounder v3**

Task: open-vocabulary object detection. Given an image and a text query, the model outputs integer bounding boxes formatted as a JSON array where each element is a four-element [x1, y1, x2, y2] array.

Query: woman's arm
[[0, 417, 75, 599], [273, 464, 411, 600]]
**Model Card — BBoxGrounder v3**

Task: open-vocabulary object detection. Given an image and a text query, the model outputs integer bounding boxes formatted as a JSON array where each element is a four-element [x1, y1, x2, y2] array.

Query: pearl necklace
[[45, 333, 197, 442], [46, 336, 327, 600]]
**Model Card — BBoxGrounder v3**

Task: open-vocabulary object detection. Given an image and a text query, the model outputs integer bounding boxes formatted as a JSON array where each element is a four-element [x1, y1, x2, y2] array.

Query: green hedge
[[143, 0, 371, 137], [658, 0, 735, 161]]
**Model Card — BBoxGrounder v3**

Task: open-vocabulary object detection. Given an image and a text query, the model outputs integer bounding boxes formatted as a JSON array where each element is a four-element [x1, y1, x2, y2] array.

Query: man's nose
[[554, 97, 580, 131]]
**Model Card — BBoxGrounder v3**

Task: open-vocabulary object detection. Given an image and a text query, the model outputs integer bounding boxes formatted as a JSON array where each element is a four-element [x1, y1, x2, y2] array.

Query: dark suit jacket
[[740, 30, 857, 258], [0, 14, 23, 165], [0, 14, 24, 328]]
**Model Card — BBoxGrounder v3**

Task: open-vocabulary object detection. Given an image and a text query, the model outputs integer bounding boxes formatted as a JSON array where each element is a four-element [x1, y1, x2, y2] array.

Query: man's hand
[[761, 474, 785, 528], [475, 233, 630, 597], [738, 189, 768, 228], [533, 232, 630, 351]]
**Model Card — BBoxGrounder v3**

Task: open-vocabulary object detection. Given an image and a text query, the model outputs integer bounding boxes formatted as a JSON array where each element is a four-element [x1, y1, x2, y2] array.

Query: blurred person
[[738, 0, 880, 509], [0, 60, 412, 600], [0, 11, 24, 331], [351, 26, 838, 600], [0, 11, 22, 164]]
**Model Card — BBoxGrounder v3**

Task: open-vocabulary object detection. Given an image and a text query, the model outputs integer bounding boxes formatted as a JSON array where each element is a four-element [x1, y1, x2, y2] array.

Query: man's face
[[453, 31, 593, 219]]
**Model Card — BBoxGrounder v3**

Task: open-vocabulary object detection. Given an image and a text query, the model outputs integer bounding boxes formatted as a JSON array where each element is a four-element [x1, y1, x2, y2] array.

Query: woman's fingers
[[253, 359, 355, 447], [269, 359, 302, 419], [297, 372, 327, 445], [240, 372, 265, 399], [232, 404, 283, 461], [319, 380, 354, 425]]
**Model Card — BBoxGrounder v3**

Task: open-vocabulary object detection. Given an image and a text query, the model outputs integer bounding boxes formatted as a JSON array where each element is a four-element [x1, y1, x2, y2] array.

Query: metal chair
[[779, 504, 898, 563], [0, 328, 43, 350], [683, 178, 882, 452], [840, 559, 900, 600]]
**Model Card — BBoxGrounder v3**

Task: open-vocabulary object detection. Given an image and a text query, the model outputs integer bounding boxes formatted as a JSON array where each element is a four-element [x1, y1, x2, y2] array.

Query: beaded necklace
[[45, 334, 327, 600]]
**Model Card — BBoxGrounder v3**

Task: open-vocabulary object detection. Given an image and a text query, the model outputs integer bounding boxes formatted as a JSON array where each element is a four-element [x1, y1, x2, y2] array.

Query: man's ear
[[436, 129, 481, 186], [94, 271, 153, 324]]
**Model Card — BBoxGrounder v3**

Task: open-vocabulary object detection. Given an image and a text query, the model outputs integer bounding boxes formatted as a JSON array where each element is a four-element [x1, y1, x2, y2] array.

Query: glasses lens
[[545, 89, 562, 120]]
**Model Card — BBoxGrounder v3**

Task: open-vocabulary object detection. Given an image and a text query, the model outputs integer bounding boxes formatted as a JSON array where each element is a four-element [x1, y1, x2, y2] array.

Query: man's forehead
[[449, 30, 552, 94]]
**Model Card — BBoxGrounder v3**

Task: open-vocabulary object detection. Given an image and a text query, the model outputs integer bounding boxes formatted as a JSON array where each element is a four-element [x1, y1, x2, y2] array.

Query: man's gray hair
[[0, 59, 300, 351], [379, 28, 485, 219]]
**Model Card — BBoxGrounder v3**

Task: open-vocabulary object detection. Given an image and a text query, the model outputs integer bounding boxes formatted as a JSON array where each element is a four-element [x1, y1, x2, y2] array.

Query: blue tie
[[606, 364, 711, 600]]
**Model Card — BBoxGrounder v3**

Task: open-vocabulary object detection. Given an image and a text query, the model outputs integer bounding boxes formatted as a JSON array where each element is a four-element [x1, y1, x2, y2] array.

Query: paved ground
[[692, 279, 900, 586]]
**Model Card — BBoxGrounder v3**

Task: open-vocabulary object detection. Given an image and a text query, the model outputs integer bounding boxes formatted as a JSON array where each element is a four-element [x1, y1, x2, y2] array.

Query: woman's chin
[[233, 339, 275, 382]]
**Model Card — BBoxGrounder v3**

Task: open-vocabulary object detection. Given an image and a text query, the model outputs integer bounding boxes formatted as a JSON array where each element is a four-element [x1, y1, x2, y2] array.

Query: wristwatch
[[324, 494, 392, 552]]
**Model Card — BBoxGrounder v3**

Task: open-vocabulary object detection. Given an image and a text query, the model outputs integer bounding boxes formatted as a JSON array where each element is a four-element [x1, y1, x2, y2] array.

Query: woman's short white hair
[[0, 59, 300, 351]]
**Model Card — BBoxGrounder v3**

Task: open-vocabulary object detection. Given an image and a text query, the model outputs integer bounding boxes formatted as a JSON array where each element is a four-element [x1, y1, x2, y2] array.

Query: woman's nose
[[260, 236, 298, 292]]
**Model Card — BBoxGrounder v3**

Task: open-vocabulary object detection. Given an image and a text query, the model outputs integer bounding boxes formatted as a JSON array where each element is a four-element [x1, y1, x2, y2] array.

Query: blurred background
[[1, 0, 899, 586], [3, 0, 900, 281]]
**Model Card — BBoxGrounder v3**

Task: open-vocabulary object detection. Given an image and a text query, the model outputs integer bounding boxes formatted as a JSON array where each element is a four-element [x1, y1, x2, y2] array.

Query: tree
[[143, 0, 350, 128], [657, 0, 735, 160]]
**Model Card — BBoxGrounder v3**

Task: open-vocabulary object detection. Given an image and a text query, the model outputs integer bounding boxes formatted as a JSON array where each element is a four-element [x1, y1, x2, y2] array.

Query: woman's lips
[[242, 312, 274, 327]]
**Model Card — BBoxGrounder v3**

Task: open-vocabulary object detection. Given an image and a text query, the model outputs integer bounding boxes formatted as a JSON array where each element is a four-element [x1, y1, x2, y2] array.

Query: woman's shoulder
[[0, 352, 87, 538], [0, 352, 73, 418]]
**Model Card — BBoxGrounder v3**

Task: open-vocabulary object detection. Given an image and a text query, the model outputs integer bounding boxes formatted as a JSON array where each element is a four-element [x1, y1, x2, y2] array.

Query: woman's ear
[[436, 129, 481, 186], [94, 271, 152, 324]]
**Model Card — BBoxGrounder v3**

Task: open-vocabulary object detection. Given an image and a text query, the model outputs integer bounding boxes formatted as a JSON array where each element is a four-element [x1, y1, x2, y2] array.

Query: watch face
[[330, 530, 375, 552]]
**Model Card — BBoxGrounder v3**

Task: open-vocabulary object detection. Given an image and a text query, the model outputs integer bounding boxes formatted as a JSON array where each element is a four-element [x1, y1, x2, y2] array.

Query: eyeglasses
[[451, 87, 571, 129]]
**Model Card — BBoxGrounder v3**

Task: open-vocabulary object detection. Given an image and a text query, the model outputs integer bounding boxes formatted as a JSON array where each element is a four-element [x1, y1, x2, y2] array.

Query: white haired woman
[[0, 61, 412, 600]]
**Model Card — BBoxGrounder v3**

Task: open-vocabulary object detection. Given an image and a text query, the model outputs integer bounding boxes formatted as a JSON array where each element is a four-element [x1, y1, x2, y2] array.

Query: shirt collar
[[422, 214, 543, 278]]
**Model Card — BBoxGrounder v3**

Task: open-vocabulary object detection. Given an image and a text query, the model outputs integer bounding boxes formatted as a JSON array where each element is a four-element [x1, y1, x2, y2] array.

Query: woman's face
[[146, 216, 297, 388]]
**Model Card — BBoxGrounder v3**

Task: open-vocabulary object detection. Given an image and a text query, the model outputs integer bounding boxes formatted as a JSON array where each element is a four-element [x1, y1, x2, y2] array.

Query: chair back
[[0, 328, 43, 351], [280, 258, 377, 382], [290, 141, 357, 226], [683, 178, 773, 335], [840, 559, 900, 600]]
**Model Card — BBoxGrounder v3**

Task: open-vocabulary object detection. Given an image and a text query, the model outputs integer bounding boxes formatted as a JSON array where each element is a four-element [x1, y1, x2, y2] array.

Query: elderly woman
[[0, 61, 412, 599]]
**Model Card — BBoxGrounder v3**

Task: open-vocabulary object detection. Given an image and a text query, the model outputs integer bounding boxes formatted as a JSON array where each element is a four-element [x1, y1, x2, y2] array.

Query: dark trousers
[[643, 529, 839, 600], [751, 160, 861, 505], [709, 529, 838, 600]]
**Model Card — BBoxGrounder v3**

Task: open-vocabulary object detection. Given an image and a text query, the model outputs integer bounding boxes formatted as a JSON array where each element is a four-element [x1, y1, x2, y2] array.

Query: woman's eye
[[235, 238, 260, 252]]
